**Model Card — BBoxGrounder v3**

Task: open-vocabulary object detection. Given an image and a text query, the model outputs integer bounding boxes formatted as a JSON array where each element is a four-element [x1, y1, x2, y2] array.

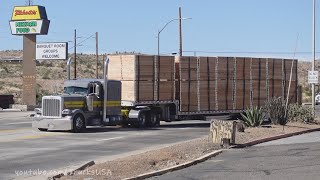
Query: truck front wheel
[[72, 114, 86, 133]]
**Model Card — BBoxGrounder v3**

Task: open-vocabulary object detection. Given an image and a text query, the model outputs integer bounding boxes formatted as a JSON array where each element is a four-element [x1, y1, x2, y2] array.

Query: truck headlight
[[34, 108, 42, 114], [62, 109, 72, 115]]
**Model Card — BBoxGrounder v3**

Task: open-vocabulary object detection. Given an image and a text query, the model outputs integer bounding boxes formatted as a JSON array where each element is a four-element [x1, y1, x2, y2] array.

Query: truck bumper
[[32, 115, 73, 131]]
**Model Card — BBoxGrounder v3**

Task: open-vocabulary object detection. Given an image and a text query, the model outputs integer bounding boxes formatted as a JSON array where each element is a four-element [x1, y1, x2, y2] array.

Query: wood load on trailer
[[108, 55, 298, 119], [177, 56, 298, 115]]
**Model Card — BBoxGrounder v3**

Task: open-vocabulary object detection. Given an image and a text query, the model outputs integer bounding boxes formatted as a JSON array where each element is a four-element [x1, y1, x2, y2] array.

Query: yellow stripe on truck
[[64, 101, 121, 108], [64, 101, 84, 108], [93, 101, 121, 107]]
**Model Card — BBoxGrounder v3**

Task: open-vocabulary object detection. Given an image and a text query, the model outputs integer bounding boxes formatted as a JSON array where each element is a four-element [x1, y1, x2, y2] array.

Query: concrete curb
[[231, 127, 320, 148], [124, 150, 222, 180], [51, 161, 95, 180], [0, 108, 22, 112]]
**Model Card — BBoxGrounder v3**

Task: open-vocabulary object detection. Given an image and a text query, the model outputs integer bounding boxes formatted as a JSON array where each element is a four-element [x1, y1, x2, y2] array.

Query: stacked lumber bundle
[[107, 54, 297, 112], [107, 55, 175, 102], [177, 56, 298, 112]]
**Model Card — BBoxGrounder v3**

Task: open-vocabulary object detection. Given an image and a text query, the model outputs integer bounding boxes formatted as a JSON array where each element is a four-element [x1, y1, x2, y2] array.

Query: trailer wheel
[[72, 114, 86, 133]]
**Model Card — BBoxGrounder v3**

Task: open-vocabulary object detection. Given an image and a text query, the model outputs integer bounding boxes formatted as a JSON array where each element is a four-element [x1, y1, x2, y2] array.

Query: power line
[[68, 33, 95, 50]]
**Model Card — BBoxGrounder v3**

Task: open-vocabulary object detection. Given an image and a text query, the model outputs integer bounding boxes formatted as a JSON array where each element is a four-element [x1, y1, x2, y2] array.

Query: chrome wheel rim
[[151, 114, 157, 124], [75, 117, 83, 129], [140, 114, 146, 125]]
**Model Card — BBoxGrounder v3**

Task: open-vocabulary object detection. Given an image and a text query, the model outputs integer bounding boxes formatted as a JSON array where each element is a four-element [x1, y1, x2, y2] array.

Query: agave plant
[[241, 106, 265, 127]]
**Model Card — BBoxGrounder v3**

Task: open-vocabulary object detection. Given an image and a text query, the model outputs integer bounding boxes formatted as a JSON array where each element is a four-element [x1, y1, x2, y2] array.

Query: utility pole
[[96, 32, 99, 78], [26, 0, 33, 6], [179, 7, 183, 57], [312, 0, 316, 116], [74, 29, 77, 79]]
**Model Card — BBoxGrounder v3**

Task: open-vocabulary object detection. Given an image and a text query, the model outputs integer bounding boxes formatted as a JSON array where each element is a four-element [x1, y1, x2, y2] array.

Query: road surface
[[0, 111, 212, 180], [152, 131, 320, 180]]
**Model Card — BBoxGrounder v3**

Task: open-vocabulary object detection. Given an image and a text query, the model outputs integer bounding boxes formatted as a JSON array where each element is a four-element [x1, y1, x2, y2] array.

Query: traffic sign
[[308, 71, 319, 84]]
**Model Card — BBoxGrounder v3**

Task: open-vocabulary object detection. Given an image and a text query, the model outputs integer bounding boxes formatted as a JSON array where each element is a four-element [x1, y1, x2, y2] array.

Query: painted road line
[[96, 136, 125, 142], [0, 128, 30, 133], [0, 132, 69, 142], [5, 122, 31, 125], [207, 159, 224, 163]]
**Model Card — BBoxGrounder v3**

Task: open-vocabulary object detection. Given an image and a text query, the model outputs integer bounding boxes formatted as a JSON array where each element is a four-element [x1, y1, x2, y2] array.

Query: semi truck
[[32, 55, 298, 132]]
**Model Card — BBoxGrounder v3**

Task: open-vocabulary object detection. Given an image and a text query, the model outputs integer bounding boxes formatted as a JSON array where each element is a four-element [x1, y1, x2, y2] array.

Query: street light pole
[[74, 29, 77, 79], [179, 7, 182, 57], [157, 17, 191, 57], [312, 0, 316, 116]]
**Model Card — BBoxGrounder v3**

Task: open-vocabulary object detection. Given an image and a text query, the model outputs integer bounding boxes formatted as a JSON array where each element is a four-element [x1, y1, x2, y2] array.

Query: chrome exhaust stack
[[103, 57, 110, 123], [66, 57, 72, 80]]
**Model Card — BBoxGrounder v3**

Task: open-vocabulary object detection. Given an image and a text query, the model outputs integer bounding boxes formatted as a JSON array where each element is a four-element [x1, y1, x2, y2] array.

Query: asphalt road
[[0, 111, 212, 180], [152, 132, 320, 180]]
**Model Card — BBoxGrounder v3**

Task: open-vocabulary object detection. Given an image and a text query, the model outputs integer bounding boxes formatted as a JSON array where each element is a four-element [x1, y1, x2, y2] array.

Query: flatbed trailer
[[110, 55, 298, 121], [32, 55, 298, 132]]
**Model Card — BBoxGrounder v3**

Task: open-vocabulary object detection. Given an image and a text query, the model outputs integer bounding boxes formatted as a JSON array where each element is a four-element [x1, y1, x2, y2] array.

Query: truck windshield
[[64, 86, 88, 94]]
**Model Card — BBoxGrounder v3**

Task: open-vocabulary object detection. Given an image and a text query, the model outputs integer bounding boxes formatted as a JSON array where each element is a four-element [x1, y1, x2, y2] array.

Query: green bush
[[264, 97, 288, 125], [288, 104, 314, 123], [241, 106, 265, 127]]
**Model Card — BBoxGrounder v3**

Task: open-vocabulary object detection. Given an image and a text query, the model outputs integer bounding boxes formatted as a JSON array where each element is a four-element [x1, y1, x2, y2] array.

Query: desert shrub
[[2, 66, 9, 73], [83, 69, 92, 74], [42, 71, 50, 79], [264, 97, 288, 125], [36, 84, 50, 105], [240, 106, 265, 127], [288, 104, 314, 123], [304, 86, 312, 97]]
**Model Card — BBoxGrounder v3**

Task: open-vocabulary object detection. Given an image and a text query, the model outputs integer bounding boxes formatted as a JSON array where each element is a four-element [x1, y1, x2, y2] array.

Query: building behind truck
[[32, 55, 298, 132], [0, 95, 14, 109]]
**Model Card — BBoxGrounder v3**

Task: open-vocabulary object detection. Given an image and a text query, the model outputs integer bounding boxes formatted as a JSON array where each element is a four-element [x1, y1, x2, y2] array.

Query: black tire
[[38, 128, 47, 132], [72, 114, 86, 133], [135, 111, 147, 128], [149, 113, 160, 127]]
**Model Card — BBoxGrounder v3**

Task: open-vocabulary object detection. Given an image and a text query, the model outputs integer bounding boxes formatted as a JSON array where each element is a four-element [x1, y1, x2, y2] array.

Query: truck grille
[[42, 97, 62, 117]]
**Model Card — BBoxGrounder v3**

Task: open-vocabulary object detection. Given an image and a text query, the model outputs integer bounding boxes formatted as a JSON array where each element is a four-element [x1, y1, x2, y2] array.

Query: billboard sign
[[36, 42, 68, 60], [11, 6, 48, 21], [10, 20, 50, 35]]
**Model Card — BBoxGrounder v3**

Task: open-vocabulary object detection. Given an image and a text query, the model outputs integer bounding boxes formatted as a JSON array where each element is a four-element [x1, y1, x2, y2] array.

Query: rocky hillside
[[0, 50, 315, 104], [0, 51, 104, 104]]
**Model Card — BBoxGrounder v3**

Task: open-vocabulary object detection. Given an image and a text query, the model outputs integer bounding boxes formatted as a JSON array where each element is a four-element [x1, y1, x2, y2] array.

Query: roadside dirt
[[59, 122, 320, 180]]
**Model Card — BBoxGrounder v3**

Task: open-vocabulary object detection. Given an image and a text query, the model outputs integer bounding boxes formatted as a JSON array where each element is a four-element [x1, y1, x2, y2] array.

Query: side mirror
[[95, 85, 100, 97]]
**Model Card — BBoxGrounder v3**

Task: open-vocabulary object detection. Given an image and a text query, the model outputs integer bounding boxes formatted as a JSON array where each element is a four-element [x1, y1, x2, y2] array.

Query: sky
[[0, 0, 318, 60]]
